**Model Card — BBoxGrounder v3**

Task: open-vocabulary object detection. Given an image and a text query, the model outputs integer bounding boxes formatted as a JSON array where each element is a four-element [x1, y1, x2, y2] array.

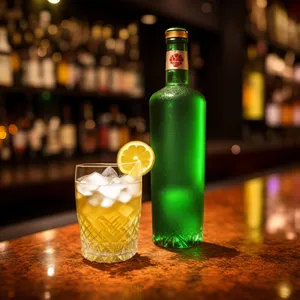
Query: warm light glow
[[257, 0, 267, 9], [231, 144, 241, 155], [85, 120, 96, 130], [52, 52, 62, 63], [37, 47, 47, 58], [44, 247, 55, 255], [141, 15, 157, 25], [8, 124, 18, 135], [48, 24, 58, 35], [0, 131, 7, 140], [267, 213, 286, 234], [119, 28, 129, 40], [0, 241, 8, 252], [278, 282, 292, 299], [47, 266, 55, 277], [106, 38, 116, 50], [128, 23, 138, 35], [48, 0, 60, 4], [39, 230, 56, 242], [286, 232, 296, 240]]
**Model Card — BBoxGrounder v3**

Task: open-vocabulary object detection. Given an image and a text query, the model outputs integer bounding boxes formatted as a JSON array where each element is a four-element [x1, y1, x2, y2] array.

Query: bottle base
[[153, 233, 203, 249]]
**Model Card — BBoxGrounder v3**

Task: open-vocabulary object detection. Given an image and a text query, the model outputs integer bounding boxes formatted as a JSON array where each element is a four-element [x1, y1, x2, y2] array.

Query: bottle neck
[[165, 38, 189, 86]]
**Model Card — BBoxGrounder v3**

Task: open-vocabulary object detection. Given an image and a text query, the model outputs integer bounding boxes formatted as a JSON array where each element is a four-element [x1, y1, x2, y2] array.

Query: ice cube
[[127, 183, 141, 197], [83, 172, 109, 186], [100, 198, 115, 208], [118, 190, 132, 203], [88, 192, 103, 207], [77, 183, 94, 196], [121, 175, 136, 184], [77, 172, 108, 195], [102, 167, 118, 178], [110, 177, 122, 184], [98, 184, 127, 200]]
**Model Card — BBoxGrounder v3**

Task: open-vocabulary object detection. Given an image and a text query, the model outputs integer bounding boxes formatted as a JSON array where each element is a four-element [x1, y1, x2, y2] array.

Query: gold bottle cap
[[165, 27, 188, 39]]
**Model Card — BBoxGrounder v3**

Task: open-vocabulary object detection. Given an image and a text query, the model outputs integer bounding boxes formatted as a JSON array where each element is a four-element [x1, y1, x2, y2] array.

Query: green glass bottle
[[150, 28, 206, 248]]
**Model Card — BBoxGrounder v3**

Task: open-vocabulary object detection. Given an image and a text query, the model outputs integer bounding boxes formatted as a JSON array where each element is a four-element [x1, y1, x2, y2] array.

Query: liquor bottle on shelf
[[127, 26, 144, 98], [134, 116, 147, 142], [119, 113, 130, 146], [265, 73, 282, 137], [110, 27, 124, 94], [12, 109, 28, 161], [247, 0, 267, 36], [7, 18, 22, 86], [45, 103, 62, 158], [0, 99, 11, 162], [0, 20, 13, 86], [268, 1, 288, 46], [22, 100, 35, 159], [266, 100, 281, 129], [79, 23, 96, 92], [97, 112, 110, 151], [293, 69, 300, 127], [79, 102, 97, 153], [243, 44, 265, 121], [294, 100, 300, 127], [281, 102, 293, 128], [22, 45, 42, 88], [189, 41, 204, 91], [105, 29, 119, 94], [108, 104, 121, 152], [60, 105, 77, 158], [38, 11, 55, 89], [29, 102, 46, 159], [56, 19, 72, 89], [288, 18, 298, 50], [97, 25, 113, 93], [118, 27, 129, 94], [150, 28, 206, 248]]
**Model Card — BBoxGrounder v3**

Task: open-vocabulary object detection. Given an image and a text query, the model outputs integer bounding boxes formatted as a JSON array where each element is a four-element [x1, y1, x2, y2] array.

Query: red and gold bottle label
[[166, 50, 188, 70]]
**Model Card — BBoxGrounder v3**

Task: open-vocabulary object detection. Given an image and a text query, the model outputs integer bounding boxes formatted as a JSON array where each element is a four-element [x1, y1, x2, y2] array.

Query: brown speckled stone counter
[[1, 169, 300, 299]]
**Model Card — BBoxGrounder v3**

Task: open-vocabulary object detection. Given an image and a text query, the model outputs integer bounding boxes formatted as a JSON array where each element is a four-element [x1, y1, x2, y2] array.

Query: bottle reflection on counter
[[244, 177, 264, 244]]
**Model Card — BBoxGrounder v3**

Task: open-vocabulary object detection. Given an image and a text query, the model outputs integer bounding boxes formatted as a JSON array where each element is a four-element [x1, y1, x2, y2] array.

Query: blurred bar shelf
[[1, 139, 299, 191], [0, 85, 143, 102], [245, 28, 300, 57], [0, 153, 116, 190]]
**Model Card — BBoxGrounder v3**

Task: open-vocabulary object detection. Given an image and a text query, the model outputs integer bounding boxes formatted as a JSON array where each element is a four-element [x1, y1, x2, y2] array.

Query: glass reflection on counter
[[244, 178, 264, 243]]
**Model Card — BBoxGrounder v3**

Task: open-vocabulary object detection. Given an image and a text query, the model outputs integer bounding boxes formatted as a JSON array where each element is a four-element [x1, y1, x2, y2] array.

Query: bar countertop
[[1, 169, 300, 299]]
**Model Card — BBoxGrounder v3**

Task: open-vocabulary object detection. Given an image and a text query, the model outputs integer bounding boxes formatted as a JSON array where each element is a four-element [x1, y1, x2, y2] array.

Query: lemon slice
[[117, 141, 155, 175]]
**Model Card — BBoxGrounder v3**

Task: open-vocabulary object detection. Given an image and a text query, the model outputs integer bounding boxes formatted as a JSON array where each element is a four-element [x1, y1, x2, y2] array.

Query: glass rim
[[75, 162, 139, 168]]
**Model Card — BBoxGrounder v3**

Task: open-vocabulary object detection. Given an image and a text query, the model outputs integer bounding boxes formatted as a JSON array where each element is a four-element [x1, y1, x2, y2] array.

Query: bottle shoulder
[[150, 85, 206, 103]]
